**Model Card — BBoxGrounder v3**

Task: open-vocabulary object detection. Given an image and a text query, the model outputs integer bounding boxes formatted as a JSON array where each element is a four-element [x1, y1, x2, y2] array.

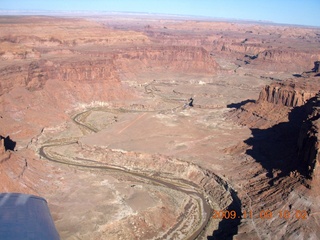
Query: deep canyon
[[0, 15, 319, 239]]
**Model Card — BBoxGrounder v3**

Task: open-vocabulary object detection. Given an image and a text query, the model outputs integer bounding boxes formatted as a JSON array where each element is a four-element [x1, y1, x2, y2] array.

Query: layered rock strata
[[228, 76, 320, 238], [0, 46, 218, 95], [231, 77, 320, 128], [297, 93, 320, 188], [258, 81, 318, 107], [114, 46, 219, 74]]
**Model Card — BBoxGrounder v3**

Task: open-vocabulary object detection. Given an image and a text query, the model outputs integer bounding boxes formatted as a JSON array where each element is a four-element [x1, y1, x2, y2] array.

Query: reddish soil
[[0, 15, 319, 239]]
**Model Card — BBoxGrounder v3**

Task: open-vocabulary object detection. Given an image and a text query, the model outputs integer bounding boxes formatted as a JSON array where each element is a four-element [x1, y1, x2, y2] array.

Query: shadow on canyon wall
[[207, 97, 314, 239], [244, 99, 314, 182], [208, 95, 319, 239], [227, 99, 255, 109], [208, 189, 242, 240]]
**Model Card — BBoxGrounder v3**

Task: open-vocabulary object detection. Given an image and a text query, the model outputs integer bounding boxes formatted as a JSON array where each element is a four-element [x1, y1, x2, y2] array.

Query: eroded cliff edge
[[297, 92, 320, 189], [228, 72, 320, 239], [231, 71, 320, 182]]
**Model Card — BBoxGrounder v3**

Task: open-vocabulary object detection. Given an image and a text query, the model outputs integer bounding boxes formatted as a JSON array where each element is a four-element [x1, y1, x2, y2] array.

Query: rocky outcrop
[[235, 49, 320, 72], [228, 80, 320, 239], [230, 77, 320, 189], [297, 93, 320, 187], [133, 46, 217, 72], [254, 49, 320, 72], [257, 81, 318, 107], [0, 58, 121, 94], [212, 39, 320, 72], [0, 138, 5, 155], [229, 78, 320, 128], [26, 59, 120, 88], [217, 41, 267, 56]]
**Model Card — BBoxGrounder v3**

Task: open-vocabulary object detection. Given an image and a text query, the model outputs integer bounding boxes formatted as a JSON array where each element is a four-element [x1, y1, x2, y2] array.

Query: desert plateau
[[0, 14, 320, 239]]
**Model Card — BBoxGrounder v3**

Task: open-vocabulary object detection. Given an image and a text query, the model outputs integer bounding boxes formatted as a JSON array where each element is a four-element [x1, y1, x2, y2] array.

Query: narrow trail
[[117, 112, 147, 134]]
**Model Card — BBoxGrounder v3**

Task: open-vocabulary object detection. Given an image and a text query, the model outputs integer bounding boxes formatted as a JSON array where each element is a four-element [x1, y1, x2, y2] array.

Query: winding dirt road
[[39, 108, 215, 239], [37, 81, 242, 239]]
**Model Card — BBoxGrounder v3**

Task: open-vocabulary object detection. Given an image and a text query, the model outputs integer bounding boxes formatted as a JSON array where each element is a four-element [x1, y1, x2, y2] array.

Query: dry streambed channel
[[36, 105, 241, 239]]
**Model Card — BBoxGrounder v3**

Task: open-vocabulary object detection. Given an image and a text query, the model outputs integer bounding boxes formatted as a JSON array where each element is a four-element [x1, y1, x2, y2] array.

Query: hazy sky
[[1, 0, 320, 27]]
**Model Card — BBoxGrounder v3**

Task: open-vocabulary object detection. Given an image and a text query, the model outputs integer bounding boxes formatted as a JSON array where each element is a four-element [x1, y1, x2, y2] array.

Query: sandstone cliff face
[[114, 45, 219, 74], [216, 41, 267, 56], [0, 45, 218, 95], [229, 79, 320, 239], [257, 82, 318, 107], [297, 93, 320, 187], [230, 78, 320, 128], [0, 59, 121, 94], [231, 77, 320, 189], [27, 59, 120, 85], [256, 49, 320, 72], [211, 38, 320, 72]]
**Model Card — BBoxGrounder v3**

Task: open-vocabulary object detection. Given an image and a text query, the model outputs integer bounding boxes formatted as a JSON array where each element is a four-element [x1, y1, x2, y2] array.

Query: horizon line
[[0, 9, 319, 28]]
